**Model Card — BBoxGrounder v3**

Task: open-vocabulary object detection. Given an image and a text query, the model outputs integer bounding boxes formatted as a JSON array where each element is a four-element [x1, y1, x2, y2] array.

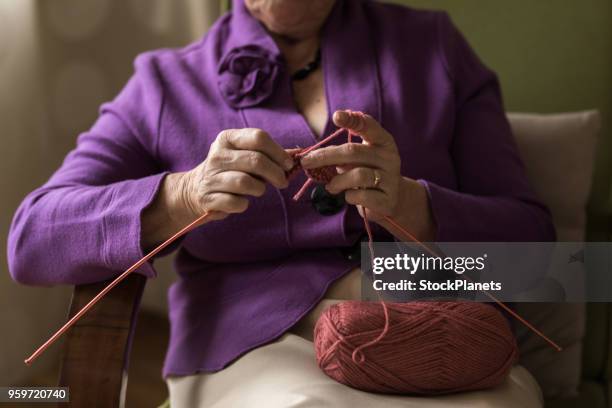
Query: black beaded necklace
[[291, 49, 321, 81], [290, 49, 340, 214]]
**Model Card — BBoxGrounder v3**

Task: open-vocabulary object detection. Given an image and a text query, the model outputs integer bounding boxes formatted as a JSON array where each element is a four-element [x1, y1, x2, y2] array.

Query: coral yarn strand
[[362, 207, 375, 261], [357, 207, 394, 362], [351, 301, 390, 364], [24, 211, 213, 366]]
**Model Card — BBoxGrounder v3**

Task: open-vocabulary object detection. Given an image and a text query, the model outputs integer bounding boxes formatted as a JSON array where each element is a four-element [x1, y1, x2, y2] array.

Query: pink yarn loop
[[350, 301, 390, 364]]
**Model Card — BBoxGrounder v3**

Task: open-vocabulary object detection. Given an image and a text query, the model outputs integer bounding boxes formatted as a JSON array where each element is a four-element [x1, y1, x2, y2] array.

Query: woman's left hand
[[300, 110, 436, 241]]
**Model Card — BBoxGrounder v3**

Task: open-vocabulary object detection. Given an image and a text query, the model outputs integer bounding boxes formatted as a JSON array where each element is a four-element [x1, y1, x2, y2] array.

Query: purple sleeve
[[419, 14, 555, 242], [7, 54, 169, 285]]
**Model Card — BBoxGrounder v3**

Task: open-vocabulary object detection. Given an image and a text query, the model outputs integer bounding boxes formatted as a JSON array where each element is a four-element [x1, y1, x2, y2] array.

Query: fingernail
[[334, 110, 348, 123], [302, 151, 316, 161], [284, 158, 294, 170]]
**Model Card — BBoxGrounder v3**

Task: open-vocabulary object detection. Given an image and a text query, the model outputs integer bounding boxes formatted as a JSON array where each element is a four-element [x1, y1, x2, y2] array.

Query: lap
[[167, 334, 543, 408], [289, 268, 362, 341]]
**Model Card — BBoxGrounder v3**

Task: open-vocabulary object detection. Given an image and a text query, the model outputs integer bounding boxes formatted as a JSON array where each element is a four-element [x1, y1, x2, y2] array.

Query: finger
[[285, 148, 301, 171], [300, 143, 384, 169], [285, 147, 302, 156], [326, 167, 383, 194], [220, 129, 294, 171], [333, 110, 394, 147], [212, 149, 288, 189], [206, 171, 267, 197], [335, 164, 356, 174], [345, 189, 391, 216], [198, 192, 250, 215]]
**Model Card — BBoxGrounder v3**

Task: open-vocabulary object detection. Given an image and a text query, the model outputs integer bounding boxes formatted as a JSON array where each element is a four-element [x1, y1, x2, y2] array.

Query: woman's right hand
[[142, 128, 293, 249], [178, 128, 294, 222]]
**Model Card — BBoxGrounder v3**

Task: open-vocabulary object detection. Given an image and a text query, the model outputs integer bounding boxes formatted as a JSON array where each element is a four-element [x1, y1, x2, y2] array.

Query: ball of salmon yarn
[[314, 301, 518, 395]]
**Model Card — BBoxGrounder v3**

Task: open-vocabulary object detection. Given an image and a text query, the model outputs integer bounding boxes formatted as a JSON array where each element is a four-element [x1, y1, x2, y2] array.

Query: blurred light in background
[[0, 0, 224, 388]]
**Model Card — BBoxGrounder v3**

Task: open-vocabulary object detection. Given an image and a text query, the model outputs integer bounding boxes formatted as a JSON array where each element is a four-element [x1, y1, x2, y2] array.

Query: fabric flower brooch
[[217, 45, 282, 109]]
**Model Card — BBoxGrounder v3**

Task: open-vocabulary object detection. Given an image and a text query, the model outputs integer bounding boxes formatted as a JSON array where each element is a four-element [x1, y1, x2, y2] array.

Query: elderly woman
[[9, 0, 554, 406]]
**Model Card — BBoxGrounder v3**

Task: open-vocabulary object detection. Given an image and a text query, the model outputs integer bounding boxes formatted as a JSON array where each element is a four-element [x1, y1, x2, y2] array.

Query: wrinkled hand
[[300, 110, 403, 222], [180, 128, 294, 221], [300, 110, 435, 240]]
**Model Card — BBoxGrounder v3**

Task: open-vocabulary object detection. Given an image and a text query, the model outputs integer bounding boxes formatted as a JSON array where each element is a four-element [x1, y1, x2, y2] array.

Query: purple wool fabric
[[7, 0, 554, 376]]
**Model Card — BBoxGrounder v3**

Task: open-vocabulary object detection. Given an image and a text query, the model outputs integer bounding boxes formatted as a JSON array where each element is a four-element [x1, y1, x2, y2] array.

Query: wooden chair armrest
[[58, 273, 147, 408]]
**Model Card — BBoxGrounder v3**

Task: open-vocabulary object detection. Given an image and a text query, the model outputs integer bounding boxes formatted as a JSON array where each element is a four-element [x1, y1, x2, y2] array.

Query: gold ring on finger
[[373, 170, 381, 188]]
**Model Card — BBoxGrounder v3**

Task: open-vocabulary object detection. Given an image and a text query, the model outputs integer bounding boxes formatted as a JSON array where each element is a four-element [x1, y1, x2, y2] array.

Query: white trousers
[[167, 334, 543, 408]]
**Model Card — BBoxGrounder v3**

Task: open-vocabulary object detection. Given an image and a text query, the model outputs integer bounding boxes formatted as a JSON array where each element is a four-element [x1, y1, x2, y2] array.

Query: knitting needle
[[24, 211, 212, 365], [25, 123, 562, 364], [24, 131, 349, 365], [381, 214, 563, 352]]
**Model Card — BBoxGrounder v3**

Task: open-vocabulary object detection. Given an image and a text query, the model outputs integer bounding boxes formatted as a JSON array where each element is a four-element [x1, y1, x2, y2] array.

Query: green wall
[[391, 0, 612, 235], [229, 0, 611, 233]]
